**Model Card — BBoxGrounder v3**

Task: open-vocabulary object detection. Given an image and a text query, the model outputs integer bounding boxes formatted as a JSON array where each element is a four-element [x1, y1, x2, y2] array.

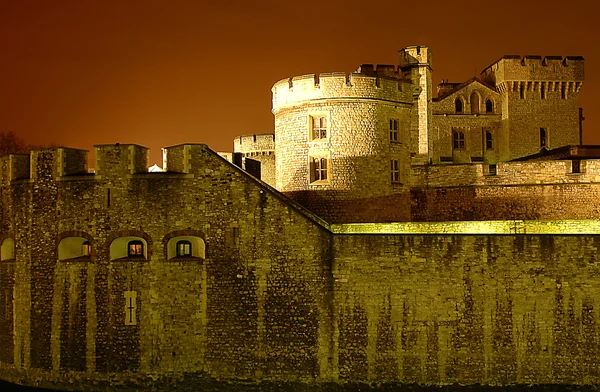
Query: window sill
[[60, 256, 91, 262], [0, 258, 16, 263], [309, 180, 330, 186], [111, 256, 148, 262], [167, 256, 204, 262]]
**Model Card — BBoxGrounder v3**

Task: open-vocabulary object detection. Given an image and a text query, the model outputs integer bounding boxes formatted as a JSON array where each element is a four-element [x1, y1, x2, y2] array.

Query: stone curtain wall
[[0, 145, 333, 390], [333, 234, 600, 384]]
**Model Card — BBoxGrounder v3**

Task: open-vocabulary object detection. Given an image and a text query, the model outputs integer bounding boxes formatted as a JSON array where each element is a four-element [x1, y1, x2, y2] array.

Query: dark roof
[[511, 145, 600, 161], [433, 77, 498, 101]]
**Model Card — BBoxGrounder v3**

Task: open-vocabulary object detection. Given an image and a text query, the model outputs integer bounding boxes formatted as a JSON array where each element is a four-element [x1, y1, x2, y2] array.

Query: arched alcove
[[58, 237, 90, 261], [166, 236, 205, 260], [110, 236, 148, 261], [1, 238, 15, 261], [470, 92, 481, 114], [455, 97, 464, 113]]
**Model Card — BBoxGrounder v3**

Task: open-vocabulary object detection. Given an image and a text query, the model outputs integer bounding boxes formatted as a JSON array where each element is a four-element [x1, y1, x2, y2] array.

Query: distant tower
[[481, 55, 584, 160], [399, 46, 433, 160], [233, 134, 276, 187], [271, 67, 413, 222]]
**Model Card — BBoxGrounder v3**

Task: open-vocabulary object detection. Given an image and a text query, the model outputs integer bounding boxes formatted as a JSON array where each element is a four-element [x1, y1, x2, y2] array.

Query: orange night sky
[[1, 0, 598, 166]]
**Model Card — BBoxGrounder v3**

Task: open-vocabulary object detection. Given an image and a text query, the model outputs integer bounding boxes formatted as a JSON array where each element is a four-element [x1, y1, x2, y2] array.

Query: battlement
[[398, 46, 432, 70], [481, 54, 584, 87], [272, 71, 413, 111], [233, 133, 275, 153], [94, 144, 149, 176], [0, 148, 89, 184]]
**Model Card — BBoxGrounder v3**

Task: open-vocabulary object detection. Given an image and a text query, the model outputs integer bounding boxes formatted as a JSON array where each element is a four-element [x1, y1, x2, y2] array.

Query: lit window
[[540, 128, 547, 148], [453, 131, 465, 150], [82, 241, 91, 256], [390, 160, 400, 182], [310, 157, 328, 183], [486, 131, 493, 150], [455, 98, 463, 113], [485, 99, 493, 113], [311, 116, 327, 140], [176, 240, 192, 257], [389, 119, 399, 141], [127, 240, 144, 257]]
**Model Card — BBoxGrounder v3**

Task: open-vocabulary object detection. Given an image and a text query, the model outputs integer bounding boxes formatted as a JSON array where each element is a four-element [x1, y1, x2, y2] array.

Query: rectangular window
[[390, 160, 400, 182], [453, 130, 465, 150], [389, 119, 399, 142], [519, 84, 525, 99], [561, 86, 567, 100], [541, 86, 546, 99], [310, 116, 327, 140], [488, 164, 497, 176], [572, 160, 581, 174], [309, 157, 328, 183], [124, 291, 137, 326]]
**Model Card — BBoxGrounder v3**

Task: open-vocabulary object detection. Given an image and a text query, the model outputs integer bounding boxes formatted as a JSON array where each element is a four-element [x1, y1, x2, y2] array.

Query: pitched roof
[[433, 77, 498, 102]]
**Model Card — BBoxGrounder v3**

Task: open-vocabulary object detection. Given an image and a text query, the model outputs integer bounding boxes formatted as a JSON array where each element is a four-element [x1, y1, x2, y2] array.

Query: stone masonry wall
[[333, 234, 600, 384], [0, 145, 334, 390]]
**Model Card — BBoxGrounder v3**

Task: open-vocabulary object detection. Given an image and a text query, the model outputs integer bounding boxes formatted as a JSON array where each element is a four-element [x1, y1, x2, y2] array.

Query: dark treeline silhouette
[[0, 130, 53, 156]]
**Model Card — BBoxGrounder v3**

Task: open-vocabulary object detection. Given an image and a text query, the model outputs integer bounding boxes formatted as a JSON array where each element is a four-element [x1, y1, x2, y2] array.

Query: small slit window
[[486, 131, 493, 150], [389, 119, 399, 141], [176, 240, 192, 257], [540, 128, 547, 148], [390, 159, 400, 183], [82, 241, 91, 256], [128, 240, 144, 257], [520, 84, 525, 99]]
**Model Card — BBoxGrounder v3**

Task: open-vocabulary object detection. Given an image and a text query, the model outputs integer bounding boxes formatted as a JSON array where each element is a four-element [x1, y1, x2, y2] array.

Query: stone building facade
[[252, 46, 586, 222], [2, 46, 600, 391]]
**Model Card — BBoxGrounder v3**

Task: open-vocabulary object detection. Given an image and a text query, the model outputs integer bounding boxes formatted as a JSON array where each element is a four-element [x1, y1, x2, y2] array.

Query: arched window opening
[[82, 241, 91, 256], [58, 236, 91, 261], [486, 131, 493, 150], [1, 238, 15, 261], [455, 98, 464, 113], [166, 235, 205, 260], [485, 99, 493, 113], [176, 240, 192, 257], [540, 128, 547, 148], [128, 241, 144, 257], [110, 236, 149, 261], [470, 92, 480, 114], [453, 131, 465, 150]]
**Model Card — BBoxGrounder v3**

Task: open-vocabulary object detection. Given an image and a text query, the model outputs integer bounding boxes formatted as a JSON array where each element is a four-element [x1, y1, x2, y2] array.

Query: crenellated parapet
[[233, 133, 275, 154], [272, 71, 413, 112], [94, 144, 148, 177], [482, 55, 584, 94]]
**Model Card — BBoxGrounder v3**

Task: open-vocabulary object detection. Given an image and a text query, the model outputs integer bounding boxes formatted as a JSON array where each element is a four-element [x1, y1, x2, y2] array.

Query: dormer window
[[82, 241, 91, 256], [176, 240, 192, 257], [128, 240, 144, 257]]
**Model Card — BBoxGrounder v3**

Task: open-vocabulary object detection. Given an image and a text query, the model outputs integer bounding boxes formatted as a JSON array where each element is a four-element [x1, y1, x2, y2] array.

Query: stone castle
[[1, 46, 599, 390]]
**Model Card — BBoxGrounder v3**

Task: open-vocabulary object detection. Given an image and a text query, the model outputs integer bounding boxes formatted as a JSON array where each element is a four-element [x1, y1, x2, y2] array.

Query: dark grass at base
[[2, 378, 600, 392]]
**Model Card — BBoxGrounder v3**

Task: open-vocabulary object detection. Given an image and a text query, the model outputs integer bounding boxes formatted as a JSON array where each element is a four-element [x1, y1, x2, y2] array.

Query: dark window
[[390, 160, 399, 182], [520, 84, 525, 99], [572, 160, 581, 174], [82, 241, 91, 257], [389, 119, 399, 141], [311, 116, 327, 140], [127, 240, 144, 257], [485, 99, 493, 113], [453, 131, 465, 150], [562, 86, 567, 100], [455, 98, 463, 113], [176, 240, 192, 257], [541, 87, 546, 99], [489, 164, 497, 176], [310, 157, 328, 182], [540, 128, 547, 148], [486, 131, 493, 150]]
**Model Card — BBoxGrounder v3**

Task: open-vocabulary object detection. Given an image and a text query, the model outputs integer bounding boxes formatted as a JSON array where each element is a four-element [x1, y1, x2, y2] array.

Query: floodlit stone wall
[[233, 134, 276, 186]]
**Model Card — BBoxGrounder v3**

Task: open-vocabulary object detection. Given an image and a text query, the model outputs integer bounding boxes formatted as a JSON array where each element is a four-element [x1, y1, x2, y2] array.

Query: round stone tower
[[272, 66, 414, 222]]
